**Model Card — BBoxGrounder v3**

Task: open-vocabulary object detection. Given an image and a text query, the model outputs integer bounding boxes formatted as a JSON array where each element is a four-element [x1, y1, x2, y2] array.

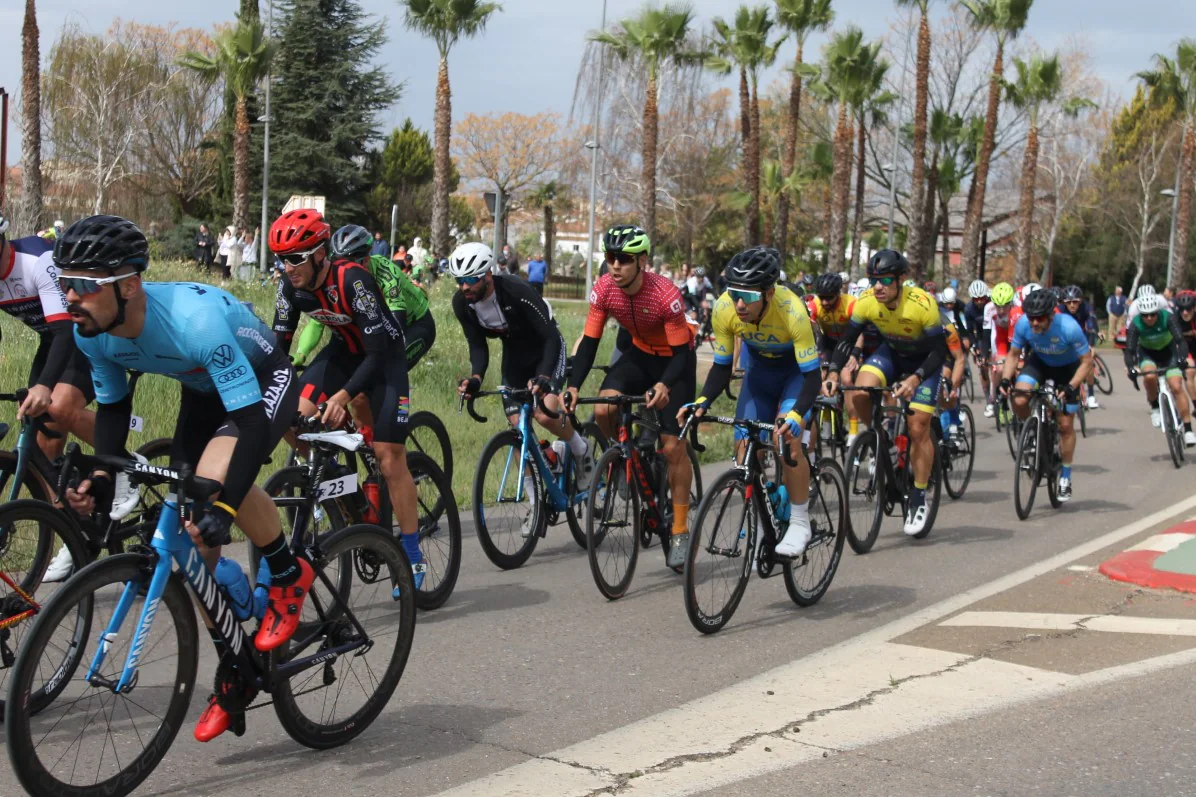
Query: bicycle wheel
[[473, 431, 542, 570], [1005, 408, 1022, 460], [1093, 354, 1114, 395], [909, 431, 943, 540], [6, 554, 199, 797], [272, 524, 416, 749], [565, 422, 608, 549], [1162, 393, 1184, 469], [964, 367, 975, 403], [684, 468, 753, 634], [784, 458, 847, 607], [943, 405, 976, 499], [844, 430, 885, 554], [0, 500, 92, 716], [640, 440, 704, 551], [407, 409, 454, 486], [586, 447, 640, 600], [0, 450, 51, 504], [1014, 415, 1042, 520], [258, 465, 352, 560], [407, 451, 461, 610]]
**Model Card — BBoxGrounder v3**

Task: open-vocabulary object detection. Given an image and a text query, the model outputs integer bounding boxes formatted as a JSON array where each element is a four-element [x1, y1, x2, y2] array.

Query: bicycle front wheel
[[407, 451, 461, 610], [943, 405, 976, 500], [684, 468, 753, 634], [6, 554, 199, 797], [1014, 416, 1042, 520], [844, 431, 884, 554], [586, 447, 640, 600], [272, 524, 416, 749], [473, 431, 542, 570], [1093, 354, 1114, 395], [1162, 393, 1185, 469], [407, 410, 454, 493], [784, 458, 847, 607]]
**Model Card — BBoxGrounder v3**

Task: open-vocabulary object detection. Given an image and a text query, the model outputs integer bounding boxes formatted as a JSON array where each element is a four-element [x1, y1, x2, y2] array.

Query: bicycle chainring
[[214, 658, 259, 715]]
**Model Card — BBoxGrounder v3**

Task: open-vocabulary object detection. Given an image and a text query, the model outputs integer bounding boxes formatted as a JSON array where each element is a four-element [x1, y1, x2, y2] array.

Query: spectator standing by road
[[216, 225, 236, 278], [1107, 285, 1127, 338], [195, 224, 215, 269], [409, 236, 429, 268], [526, 252, 548, 296], [240, 229, 258, 278], [370, 231, 390, 257], [502, 243, 519, 276]]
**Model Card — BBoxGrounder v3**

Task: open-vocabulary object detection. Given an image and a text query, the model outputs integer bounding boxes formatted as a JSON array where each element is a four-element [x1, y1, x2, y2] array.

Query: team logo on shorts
[[397, 395, 410, 423]]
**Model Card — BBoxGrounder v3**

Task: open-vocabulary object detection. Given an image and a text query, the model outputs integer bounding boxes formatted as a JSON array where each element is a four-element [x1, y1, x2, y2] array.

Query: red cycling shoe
[[254, 558, 314, 652], [195, 695, 231, 742]]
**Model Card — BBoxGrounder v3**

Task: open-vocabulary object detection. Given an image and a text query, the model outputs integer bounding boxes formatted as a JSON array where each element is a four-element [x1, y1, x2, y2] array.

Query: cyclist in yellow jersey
[[824, 250, 949, 536], [680, 247, 822, 557]]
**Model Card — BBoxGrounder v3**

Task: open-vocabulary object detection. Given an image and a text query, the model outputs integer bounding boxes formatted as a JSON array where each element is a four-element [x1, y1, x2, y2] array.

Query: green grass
[[1, 259, 733, 508]]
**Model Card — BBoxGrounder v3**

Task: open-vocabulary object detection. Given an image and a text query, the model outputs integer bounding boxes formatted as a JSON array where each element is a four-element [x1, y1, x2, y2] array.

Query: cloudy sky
[[1, 0, 1194, 164]]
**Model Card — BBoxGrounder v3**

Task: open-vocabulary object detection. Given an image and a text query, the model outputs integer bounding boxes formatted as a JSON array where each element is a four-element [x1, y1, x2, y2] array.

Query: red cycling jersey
[[583, 272, 694, 356]]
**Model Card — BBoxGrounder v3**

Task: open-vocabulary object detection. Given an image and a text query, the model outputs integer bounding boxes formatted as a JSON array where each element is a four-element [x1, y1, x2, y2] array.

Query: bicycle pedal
[[231, 712, 247, 737]]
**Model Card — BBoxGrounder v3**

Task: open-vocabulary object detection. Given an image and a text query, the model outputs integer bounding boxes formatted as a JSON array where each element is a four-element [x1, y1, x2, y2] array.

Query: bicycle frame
[[610, 404, 668, 542]]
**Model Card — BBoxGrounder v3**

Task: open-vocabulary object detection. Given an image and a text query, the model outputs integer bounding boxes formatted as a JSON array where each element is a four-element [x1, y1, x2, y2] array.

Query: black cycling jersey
[[963, 300, 987, 336], [452, 274, 564, 381]]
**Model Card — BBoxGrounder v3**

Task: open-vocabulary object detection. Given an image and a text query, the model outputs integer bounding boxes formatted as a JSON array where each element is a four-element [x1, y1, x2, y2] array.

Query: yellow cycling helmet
[[991, 282, 1015, 307]]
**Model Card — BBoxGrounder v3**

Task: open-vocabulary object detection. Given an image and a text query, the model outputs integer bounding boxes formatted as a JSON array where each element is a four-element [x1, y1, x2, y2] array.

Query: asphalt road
[[4, 367, 1196, 797]]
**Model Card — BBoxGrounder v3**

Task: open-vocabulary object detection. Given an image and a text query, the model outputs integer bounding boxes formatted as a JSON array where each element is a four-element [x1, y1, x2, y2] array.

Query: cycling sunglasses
[[605, 251, 636, 265], [455, 274, 486, 286], [278, 246, 322, 267], [729, 289, 763, 305], [1141, 312, 1159, 320], [59, 271, 138, 296], [1027, 314, 1052, 323], [869, 275, 899, 287]]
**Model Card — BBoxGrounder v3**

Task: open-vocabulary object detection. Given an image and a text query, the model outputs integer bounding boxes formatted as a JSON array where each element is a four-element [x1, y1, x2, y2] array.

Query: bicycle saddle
[[297, 430, 365, 452]]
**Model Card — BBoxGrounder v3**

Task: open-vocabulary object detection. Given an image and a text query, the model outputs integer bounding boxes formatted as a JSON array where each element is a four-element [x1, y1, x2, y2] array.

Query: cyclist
[[824, 250, 949, 535], [1174, 292, 1196, 402], [56, 215, 308, 742], [937, 297, 968, 438], [1000, 288, 1094, 501], [984, 282, 1017, 418], [683, 247, 821, 556], [1059, 285, 1101, 410], [1122, 292, 1196, 444], [269, 209, 426, 587], [966, 280, 992, 409], [450, 241, 595, 493], [806, 272, 865, 443], [291, 224, 435, 368], [566, 224, 696, 568]]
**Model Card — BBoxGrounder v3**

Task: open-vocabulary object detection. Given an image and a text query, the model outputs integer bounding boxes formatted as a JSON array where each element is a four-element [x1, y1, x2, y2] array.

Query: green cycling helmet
[[602, 224, 651, 255], [991, 282, 1015, 307]]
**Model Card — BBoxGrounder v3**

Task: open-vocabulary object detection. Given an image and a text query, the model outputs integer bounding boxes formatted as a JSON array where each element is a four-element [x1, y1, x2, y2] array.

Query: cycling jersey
[[806, 294, 855, 345], [1124, 309, 1188, 372], [453, 273, 564, 383], [273, 259, 403, 356], [1010, 313, 1089, 367], [843, 286, 944, 360], [583, 272, 693, 357], [965, 300, 988, 333], [2, 236, 69, 332], [709, 286, 820, 371]]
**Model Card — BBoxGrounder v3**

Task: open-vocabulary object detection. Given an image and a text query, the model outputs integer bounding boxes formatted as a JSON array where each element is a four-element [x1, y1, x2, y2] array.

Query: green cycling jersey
[[292, 254, 430, 364]]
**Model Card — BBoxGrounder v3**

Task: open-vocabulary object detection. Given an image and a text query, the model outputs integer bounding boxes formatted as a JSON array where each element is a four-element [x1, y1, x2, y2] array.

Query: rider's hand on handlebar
[[893, 375, 920, 401], [645, 382, 670, 410], [777, 410, 803, 439], [17, 384, 52, 422], [320, 393, 351, 429], [998, 378, 1012, 398], [66, 472, 113, 518], [563, 386, 579, 412], [458, 376, 481, 397], [677, 399, 706, 427], [822, 370, 841, 397], [528, 375, 554, 397]]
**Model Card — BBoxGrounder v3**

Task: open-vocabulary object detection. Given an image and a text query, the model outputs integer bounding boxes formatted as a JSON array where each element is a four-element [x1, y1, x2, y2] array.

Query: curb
[[1099, 520, 1196, 594]]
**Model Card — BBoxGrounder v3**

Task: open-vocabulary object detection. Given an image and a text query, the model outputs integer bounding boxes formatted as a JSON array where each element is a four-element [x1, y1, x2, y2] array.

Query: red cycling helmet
[[269, 209, 330, 255]]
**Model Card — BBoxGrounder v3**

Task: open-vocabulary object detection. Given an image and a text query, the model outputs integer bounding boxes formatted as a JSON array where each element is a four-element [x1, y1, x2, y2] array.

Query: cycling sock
[[672, 503, 689, 535], [849, 417, 859, 436], [1061, 465, 1072, 480], [909, 487, 926, 508], [1150, 398, 1160, 409], [1186, 422, 1193, 433], [566, 432, 588, 457], [262, 535, 300, 587], [787, 501, 809, 530]]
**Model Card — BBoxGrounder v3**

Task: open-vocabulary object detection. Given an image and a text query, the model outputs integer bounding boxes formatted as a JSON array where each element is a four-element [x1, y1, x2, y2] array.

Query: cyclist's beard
[[68, 304, 103, 338]]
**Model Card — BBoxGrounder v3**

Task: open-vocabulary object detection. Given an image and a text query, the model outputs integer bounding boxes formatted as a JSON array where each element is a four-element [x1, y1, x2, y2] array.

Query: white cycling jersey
[[1, 235, 70, 334]]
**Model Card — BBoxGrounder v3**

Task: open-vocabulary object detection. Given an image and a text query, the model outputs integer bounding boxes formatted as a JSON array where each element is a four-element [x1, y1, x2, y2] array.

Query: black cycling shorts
[[1017, 354, 1081, 414], [171, 354, 299, 467], [599, 344, 696, 436], [300, 342, 410, 444], [501, 332, 567, 415], [403, 311, 436, 369], [29, 334, 96, 403]]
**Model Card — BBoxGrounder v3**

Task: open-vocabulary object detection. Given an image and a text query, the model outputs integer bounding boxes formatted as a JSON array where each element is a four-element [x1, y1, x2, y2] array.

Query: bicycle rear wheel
[[684, 468, 753, 634], [565, 422, 608, 549], [6, 554, 198, 797], [473, 431, 542, 570], [844, 431, 884, 554], [586, 447, 640, 600], [407, 410, 454, 494], [272, 524, 415, 749], [1162, 393, 1185, 469], [1014, 416, 1042, 520], [784, 458, 847, 607], [943, 405, 976, 499], [407, 451, 461, 610], [1093, 354, 1114, 395]]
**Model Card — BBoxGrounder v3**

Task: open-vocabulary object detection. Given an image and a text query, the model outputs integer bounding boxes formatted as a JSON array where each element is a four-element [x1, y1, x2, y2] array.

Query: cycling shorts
[[1138, 346, 1184, 378], [300, 342, 410, 444], [403, 310, 436, 369], [1016, 354, 1080, 415], [859, 343, 941, 414], [28, 334, 96, 403], [501, 332, 567, 416], [734, 347, 807, 442], [171, 354, 299, 466], [600, 343, 696, 436]]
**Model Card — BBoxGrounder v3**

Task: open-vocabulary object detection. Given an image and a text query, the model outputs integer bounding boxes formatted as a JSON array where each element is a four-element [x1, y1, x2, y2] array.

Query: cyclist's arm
[[914, 330, 950, 382], [82, 342, 135, 458], [292, 319, 325, 364], [697, 302, 737, 403], [829, 320, 867, 371], [452, 290, 491, 381], [509, 279, 563, 376], [339, 269, 396, 398], [1168, 314, 1189, 364], [1123, 324, 1139, 371], [658, 293, 697, 387], [271, 279, 300, 352], [568, 301, 610, 390]]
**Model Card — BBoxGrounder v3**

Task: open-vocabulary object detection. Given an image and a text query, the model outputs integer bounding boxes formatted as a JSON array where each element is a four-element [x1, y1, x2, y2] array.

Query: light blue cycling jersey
[[1010, 312, 1089, 367], [74, 282, 278, 410]]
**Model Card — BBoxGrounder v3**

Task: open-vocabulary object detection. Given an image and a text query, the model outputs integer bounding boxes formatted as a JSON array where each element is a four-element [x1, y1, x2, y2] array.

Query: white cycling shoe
[[42, 545, 77, 584], [1086, 395, 1099, 410], [775, 520, 812, 558], [983, 404, 995, 419], [1185, 430, 1196, 448], [1151, 408, 1163, 428], [903, 504, 929, 536]]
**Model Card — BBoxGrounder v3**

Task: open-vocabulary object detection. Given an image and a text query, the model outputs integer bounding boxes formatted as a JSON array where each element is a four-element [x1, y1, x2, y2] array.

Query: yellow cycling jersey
[[711, 285, 820, 372], [848, 286, 944, 359]]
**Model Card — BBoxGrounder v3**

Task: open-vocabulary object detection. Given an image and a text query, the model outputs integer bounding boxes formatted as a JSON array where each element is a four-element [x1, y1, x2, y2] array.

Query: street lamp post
[[1163, 178, 1180, 289], [585, 0, 608, 297], [259, 0, 274, 272], [883, 162, 897, 252]]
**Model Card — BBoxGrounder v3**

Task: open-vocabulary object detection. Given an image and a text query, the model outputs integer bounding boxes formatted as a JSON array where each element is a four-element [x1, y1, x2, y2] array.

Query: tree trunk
[[941, 195, 951, 277], [738, 67, 751, 149], [747, 73, 762, 247], [906, 11, 932, 273], [1014, 124, 1039, 285], [544, 204, 554, 271], [776, 41, 804, 262], [1173, 120, 1195, 288], [827, 103, 853, 273], [1039, 180, 1059, 285], [233, 96, 251, 233], [850, 113, 866, 271], [431, 55, 452, 257], [20, 0, 43, 229], [959, 41, 1004, 280], [921, 152, 939, 271], [642, 71, 659, 252], [240, 0, 259, 22]]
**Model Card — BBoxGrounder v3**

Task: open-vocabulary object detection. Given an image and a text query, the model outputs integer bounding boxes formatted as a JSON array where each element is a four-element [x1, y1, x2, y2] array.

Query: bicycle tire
[[943, 405, 976, 500], [565, 422, 608, 549], [407, 409, 454, 486], [407, 451, 461, 610], [0, 499, 93, 717], [964, 367, 975, 403], [1162, 392, 1185, 469], [1014, 415, 1042, 520], [1093, 354, 1114, 395], [473, 430, 541, 570], [134, 437, 173, 462], [844, 431, 884, 554], [272, 525, 416, 749], [586, 447, 640, 600], [646, 441, 705, 552], [1077, 398, 1087, 438], [6, 554, 198, 797], [0, 449, 51, 504], [1005, 409, 1022, 460], [684, 467, 753, 634], [784, 458, 847, 606]]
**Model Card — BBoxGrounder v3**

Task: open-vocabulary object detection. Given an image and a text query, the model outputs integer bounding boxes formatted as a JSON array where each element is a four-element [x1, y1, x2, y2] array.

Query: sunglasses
[[605, 252, 636, 265], [729, 289, 763, 305], [456, 274, 485, 286], [59, 271, 138, 296], [869, 275, 899, 287], [278, 247, 322, 267], [1141, 312, 1159, 319], [1027, 314, 1052, 323]]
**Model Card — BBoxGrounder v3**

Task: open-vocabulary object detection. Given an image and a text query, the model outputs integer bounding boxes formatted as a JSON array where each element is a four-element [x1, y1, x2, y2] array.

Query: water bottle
[[540, 439, 559, 472], [895, 434, 910, 470], [214, 557, 256, 622], [766, 482, 790, 523], [252, 557, 271, 621], [551, 440, 568, 474]]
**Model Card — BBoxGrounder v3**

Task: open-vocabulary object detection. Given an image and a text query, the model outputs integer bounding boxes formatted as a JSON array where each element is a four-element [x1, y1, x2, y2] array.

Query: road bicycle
[[841, 385, 943, 553], [938, 401, 976, 500], [682, 414, 846, 634], [1010, 384, 1068, 519], [576, 394, 703, 600], [1129, 365, 1190, 469], [809, 393, 850, 463], [5, 440, 416, 797], [466, 387, 605, 570]]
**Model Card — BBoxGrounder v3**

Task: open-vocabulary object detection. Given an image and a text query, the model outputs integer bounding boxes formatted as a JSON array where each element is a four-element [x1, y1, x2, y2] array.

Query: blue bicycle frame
[[500, 392, 587, 514]]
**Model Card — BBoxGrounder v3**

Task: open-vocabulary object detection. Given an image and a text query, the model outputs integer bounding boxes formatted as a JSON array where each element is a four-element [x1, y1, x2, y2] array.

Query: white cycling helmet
[[1020, 282, 1042, 301], [968, 279, 989, 299], [838, 271, 850, 282], [0, 210, 9, 237], [856, 277, 869, 289], [1136, 293, 1166, 314], [940, 287, 957, 305], [448, 241, 495, 280], [1136, 284, 1156, 298]]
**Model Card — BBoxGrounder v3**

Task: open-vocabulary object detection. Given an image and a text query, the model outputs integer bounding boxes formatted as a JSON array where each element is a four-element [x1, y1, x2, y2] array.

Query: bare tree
[[1100, 125, 1175, 298]]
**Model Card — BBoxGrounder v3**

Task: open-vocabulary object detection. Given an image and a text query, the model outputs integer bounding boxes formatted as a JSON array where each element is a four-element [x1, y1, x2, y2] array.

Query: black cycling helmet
[[814, 272, 843, 298], [801, 273, 815, 286], [1050, 286, 1065, 302], [1175, 292, 1196, 311], [602, 224, 651, 255], [1022, 288, 1057, 318], [54, 215, 148, 273], [1062, 285, 1083, 301], [724, 246, 781, 289], [866, 249, 909, 278], [330, 224, 373, 260]]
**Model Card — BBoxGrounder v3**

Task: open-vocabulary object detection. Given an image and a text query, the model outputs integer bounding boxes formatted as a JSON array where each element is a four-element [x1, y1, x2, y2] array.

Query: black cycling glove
[[196, 505, 235, 548]]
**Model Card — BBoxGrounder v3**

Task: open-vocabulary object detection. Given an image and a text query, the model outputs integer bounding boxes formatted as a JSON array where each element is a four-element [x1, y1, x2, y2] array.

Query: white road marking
[[1126, 533, 1195, 553], [941, 611, 1196, 636], [1067, 565, 1094, 572], [429, 493, 1196, 797]]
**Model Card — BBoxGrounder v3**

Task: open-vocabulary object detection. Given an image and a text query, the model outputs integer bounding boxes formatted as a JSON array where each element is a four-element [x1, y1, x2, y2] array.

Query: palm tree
[[528, 180, 569, 272], [958, 0, 1033, 279], [708, 6, 785, 247], [401, 0, 502, 257], [1138, 39, 1196, 288], [20, 0, 43, 228], [896, 0, 933, 273], [180, 18, 275, 233], [591, 3, 702, 251], [773, 0, 833, 259], [850, 65, 895, 270]]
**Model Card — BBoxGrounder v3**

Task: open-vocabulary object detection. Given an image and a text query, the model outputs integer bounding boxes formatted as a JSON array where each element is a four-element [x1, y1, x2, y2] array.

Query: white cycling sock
[[788, 501, 810, 531], [567, 433, 588, 457]]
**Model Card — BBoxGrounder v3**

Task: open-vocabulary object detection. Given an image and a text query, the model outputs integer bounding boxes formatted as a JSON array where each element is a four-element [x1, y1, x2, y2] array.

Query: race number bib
[[317, 473, 358, 502]]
